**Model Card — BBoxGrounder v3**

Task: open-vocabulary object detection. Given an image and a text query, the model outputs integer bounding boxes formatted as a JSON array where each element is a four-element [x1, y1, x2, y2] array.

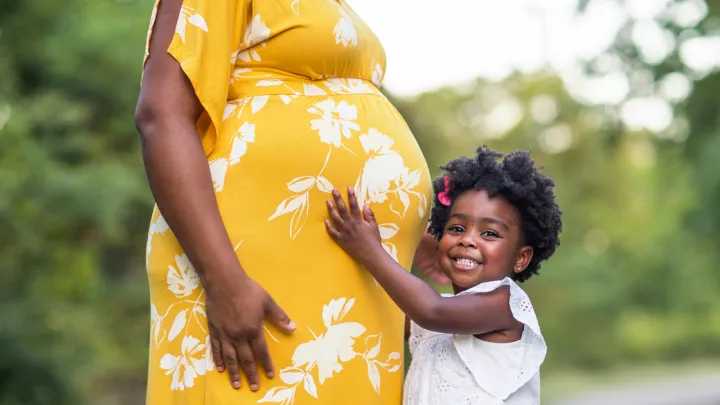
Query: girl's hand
[[413, 233, 451, 285], [325, 187, 383, 261]]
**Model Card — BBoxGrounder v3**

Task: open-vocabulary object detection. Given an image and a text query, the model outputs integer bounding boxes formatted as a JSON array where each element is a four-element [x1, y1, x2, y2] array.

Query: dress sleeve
[[144, 0, 249, 154], [452, 278, 547, 400]]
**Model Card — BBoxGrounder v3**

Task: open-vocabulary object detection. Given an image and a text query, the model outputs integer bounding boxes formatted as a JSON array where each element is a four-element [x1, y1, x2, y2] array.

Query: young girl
[[324, 146, 562, 405]]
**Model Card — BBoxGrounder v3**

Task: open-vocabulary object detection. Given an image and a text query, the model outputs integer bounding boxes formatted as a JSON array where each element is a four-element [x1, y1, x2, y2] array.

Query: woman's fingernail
[[288, 321, 297, 330], [267, 371, 275, 378], [232, 381, 240, 389], [218, 366, 224, 372], [250, 384, 259, 391]]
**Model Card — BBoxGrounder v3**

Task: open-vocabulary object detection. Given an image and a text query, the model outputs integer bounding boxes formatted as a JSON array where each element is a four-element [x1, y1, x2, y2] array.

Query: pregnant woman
[[134, 0, 432, 404]]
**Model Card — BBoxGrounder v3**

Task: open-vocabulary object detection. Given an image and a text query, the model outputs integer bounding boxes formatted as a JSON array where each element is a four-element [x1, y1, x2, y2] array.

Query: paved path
[[549, 372, 720, 405]]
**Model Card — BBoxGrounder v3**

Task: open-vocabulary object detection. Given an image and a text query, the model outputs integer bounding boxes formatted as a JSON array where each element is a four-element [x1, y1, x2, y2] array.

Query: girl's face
[[437, 189, 533, 292]]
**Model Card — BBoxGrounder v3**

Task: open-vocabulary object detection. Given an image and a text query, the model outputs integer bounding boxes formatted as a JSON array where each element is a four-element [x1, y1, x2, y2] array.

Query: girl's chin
[[448, 273, 483, 289]]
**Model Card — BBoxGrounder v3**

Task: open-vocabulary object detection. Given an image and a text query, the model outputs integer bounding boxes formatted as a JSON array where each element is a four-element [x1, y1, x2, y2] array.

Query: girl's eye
[[448, 225, 464, 233], [481, 230, 500, 238]]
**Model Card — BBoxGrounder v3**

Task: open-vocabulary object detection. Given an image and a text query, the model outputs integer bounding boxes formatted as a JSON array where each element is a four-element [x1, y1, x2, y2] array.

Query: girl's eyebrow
[[448, 213, 509, 231]]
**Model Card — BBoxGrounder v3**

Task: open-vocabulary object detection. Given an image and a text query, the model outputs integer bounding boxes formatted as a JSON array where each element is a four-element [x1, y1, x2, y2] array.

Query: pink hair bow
[[438, 176, 453, 206]]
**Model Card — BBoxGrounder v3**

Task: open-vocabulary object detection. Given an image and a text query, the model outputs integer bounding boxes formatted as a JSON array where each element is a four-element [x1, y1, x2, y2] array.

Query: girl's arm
[[404, 315, 411, 341], [325, 188, 521, 335]]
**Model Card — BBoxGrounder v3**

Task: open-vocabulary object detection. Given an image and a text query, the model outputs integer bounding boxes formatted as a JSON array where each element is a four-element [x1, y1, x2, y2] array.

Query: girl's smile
[[450, 253, 482, 271], [437, 189, 533, 291]]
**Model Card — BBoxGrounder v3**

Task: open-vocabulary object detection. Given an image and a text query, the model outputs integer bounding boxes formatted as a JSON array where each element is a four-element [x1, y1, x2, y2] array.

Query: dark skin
[[326, 187, 532, 342], [134, 0, 443, 389], [412, 232, 451, 285], [134, 0, 296, 392]]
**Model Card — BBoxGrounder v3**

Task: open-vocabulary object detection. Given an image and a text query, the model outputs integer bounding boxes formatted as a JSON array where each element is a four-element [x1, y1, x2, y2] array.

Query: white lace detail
[[403, 278, 545, 405]]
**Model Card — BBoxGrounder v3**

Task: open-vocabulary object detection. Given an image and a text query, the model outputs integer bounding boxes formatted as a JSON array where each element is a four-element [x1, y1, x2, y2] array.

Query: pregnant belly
[[210, 90, 431, 228], [202, 84, 431, 295]]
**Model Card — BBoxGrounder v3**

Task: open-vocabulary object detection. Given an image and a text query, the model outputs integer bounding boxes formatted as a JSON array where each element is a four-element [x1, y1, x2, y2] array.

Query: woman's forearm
[[137, 116, 247, 292]]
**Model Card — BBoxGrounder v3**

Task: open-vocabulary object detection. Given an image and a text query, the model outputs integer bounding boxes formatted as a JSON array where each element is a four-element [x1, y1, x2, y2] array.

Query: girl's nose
[[458, 235, 477, 249]]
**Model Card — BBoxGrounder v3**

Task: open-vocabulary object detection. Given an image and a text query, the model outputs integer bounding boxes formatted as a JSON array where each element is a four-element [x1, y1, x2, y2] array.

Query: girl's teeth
[[455, 258, 477, 267]]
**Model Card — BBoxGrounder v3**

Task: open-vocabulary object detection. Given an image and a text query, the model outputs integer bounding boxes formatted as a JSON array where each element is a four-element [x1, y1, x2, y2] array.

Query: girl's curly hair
[[427, 146, 562, 282]]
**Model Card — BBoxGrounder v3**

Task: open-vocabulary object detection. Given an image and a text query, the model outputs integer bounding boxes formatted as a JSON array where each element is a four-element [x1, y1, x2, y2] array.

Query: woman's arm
[[135, 0, 294, 391], [325, 188, 520, 335]]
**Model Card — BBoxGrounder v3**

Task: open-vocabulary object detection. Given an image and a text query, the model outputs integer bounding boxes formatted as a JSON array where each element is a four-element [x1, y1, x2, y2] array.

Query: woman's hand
[[137, 0, 294, 391], [325, 187, 384, 261], [205, 277, 295, 391]]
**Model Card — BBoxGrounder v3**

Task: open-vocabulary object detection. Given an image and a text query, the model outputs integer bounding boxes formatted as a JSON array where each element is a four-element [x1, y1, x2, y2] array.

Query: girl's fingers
[[325, 219, 342, 239], [364, 204, 379, 228], [346, 187, 362, 219], [332, 189, 350, 219], [327, 199, 344, 226]]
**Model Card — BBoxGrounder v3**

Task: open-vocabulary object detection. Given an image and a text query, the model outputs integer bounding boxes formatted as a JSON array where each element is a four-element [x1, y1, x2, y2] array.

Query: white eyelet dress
[[404, 278, 547, 405]]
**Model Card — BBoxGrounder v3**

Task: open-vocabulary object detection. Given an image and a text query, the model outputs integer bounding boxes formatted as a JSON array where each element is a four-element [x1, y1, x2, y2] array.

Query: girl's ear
[[513, 246, 533, 274]]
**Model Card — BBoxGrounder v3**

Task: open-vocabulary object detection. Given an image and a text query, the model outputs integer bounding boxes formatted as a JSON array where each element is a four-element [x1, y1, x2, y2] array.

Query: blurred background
[[2, 0, 720, 403]]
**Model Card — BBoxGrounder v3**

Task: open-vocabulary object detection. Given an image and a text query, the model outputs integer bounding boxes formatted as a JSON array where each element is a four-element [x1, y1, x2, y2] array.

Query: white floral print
[[256, 79, 302, 105], [293, 298, 366, 383], [223, 98, 247, 122], [354, 129, 404, 207], [270, 98, 364, 239], [333, 8, 357, 47], [209, 157, 229, 192], [371, 62, 384, 88], [203, 335, 214, 372], [151, 241, 237, 391], [361, 334, 401, 393], [268, 175, 334, 239], [160, 335, 209, 391], [231, 14, 271, 64], [378, 223, 400, 262], [258, 298, 402, 404], [151, 304, 166, 347], [146, 214, 169, 266], [168, 309, 188, 342], [354, 129, 428, 219], [303, 83, 328, 96], [308, 99, 360, 148], [323, 78, 373, 95], [391, 167, 427, 218], [252, 95, 270, 113], [291, 0, 301, 15], [175, 7, 208, 43], [229, 122, 256, 165], [167, 254, 200, 298], [223, 94, 271, 122], [207, 121, 257, 192], [229, 67, 252, 84]]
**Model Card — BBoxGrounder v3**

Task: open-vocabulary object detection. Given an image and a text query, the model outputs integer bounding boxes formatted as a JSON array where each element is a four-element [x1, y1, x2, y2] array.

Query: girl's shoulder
[[453, 277, 547, 400], [456, 277, 542, 335]]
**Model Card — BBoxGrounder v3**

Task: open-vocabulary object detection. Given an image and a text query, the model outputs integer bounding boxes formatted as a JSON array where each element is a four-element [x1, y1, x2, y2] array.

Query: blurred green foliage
[[2, 0, 720, 403]]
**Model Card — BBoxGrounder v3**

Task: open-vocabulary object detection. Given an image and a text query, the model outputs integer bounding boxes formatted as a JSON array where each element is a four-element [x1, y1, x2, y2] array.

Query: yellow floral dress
[[143, 0, 431, 404]]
